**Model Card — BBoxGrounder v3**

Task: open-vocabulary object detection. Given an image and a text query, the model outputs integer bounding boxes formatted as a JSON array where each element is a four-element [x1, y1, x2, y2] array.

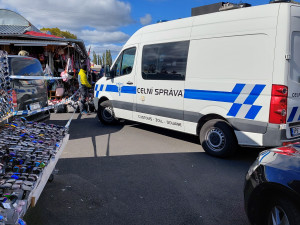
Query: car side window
[[142, 41, 190, 80]]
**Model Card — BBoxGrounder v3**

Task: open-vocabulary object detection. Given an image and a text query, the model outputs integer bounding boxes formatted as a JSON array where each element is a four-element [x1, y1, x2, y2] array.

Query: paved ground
[[24, 113, 260, 225]]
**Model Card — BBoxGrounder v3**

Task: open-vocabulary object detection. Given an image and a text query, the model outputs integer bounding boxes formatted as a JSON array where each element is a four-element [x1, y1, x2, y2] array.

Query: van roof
[[125, 3, 295, 46]]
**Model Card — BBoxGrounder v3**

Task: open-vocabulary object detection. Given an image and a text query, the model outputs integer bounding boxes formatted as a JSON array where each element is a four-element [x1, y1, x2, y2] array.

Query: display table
[[0, 132, 70, 225]]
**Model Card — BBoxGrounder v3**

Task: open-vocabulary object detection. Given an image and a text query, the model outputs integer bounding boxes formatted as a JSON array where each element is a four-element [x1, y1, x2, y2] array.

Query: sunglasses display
[[0, 50, 13, 122], [0, 118, 67, 224]]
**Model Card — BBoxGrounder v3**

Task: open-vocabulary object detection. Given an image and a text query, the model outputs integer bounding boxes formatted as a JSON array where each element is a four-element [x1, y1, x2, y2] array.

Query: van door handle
[[127, 81, 133, 85]]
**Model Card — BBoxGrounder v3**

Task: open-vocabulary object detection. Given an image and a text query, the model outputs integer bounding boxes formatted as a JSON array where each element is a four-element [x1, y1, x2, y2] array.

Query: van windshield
[[9, 57, 43, 76]]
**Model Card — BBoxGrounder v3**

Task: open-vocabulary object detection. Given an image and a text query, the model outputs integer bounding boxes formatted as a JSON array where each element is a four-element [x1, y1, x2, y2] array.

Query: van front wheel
[[200, 119, 237, 158], [98, 100, 118, 125]]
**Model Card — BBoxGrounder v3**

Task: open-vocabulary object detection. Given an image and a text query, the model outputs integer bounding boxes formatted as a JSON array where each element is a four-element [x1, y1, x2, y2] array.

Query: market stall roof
[[0, 9, 88, 58], [0, 9, 40, 34], [0, 39, 68, 46]]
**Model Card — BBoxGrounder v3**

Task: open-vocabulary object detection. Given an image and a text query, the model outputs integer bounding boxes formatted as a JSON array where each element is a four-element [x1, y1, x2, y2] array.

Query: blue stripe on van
[[184, 90, 238, 102], [105, 85, 136, 94], [95, 83, 265, 120], [288, 107, 298, 122], [184, 84, 265, 120], [106, 85, 118, 93], [227, 103, 243, 117], [243, 85, 266, 105], [121, 86, 136, 94], [245, 105, 262, 120], [184, 83, 246, 103], [100, 84, 104, 91]]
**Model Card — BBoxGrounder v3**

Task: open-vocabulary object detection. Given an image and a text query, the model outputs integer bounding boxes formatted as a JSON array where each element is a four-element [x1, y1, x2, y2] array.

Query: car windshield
[[9, 57, 43, 76]]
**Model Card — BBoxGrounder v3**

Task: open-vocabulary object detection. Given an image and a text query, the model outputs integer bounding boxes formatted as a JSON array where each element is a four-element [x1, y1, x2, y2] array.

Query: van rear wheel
[[200, 119, 237, 158], [97, 100, 118, 125]]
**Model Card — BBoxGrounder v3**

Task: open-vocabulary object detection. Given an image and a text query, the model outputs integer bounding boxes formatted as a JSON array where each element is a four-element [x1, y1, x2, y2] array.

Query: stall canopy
[[0, 9, 88, 58]]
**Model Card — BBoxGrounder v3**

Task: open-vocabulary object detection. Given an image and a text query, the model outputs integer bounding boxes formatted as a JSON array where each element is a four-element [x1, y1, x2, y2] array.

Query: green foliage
[[98, 55, 102, 65], [40, 27, 77, 39], [100, 50, 113, 66]]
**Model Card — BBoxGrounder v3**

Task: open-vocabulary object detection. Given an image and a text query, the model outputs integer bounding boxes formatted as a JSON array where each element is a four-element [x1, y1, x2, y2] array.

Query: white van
[[94, 2, 300, 157]]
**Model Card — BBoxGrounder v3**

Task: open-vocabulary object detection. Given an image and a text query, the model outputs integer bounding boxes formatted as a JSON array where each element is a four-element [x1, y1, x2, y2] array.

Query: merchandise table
[[0, 121, 70, 225]]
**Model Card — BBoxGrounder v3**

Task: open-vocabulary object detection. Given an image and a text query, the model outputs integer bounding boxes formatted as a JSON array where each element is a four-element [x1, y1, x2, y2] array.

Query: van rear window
[[142, 41, 189, 80], [291, 32, 300, 83]]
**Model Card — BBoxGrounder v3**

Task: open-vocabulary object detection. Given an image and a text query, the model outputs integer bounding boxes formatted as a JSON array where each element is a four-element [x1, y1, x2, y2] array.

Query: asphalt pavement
[[24, 113, 260, 225]]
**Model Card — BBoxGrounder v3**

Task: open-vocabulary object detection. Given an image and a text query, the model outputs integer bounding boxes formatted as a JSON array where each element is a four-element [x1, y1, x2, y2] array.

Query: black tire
[[259, 196, 300, 225], [199, 119, 237, 157], [97, 100, 118, 125]]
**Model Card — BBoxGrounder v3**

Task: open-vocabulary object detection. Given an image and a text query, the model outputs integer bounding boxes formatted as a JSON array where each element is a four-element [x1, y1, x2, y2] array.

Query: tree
[[102, 53, 106, 66], [97, 54, 102, 65], [100, 50, 113, 65], [92, 51, 97, 65], [40, 27, 77, 39], [107, 50, 112, 66]]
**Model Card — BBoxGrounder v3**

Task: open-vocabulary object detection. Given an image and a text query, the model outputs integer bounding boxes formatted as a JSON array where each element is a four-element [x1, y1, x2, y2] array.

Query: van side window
[[142, 41, 189, 80], [110, 47, 136, 77], [121, 47, 136, 76], [111, 54, 122, 77]]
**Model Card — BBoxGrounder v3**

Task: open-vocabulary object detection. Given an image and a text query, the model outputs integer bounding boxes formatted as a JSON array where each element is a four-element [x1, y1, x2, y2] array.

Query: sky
[[0, 0, 270, 59]]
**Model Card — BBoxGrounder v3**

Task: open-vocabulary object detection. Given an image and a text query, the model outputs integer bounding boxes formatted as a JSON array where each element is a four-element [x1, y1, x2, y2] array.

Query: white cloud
[[79, 30, 129, 44], [0, 0, 133, 32], [140, 13, 152, 25]]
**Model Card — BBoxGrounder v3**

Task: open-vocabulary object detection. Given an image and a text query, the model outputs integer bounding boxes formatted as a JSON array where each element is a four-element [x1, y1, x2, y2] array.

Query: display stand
[[3, 134, 70, 225]]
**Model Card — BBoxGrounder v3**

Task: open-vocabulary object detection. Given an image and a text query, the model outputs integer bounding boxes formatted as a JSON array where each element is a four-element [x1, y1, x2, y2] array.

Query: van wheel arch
[[196, 114, 230, 135], [98, 97, 109, 107]]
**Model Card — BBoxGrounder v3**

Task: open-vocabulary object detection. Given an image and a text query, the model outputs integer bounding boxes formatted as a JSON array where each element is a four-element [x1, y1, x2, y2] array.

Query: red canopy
[[24, 31, 63, 39]]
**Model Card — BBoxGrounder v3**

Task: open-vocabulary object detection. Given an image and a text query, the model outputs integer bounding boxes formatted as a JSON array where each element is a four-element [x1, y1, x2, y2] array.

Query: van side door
[[106, 47, 137, 120], [134, 41, 189, 131]]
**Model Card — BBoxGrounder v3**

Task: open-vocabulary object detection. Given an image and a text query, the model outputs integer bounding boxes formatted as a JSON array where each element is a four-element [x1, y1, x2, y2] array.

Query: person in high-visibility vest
[[78, 65, 91, 114]]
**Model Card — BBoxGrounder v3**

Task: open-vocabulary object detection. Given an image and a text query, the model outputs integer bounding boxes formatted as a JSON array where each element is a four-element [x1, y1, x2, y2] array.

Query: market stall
[[0, 50, 72, 224], [0, 9, 90, 112]]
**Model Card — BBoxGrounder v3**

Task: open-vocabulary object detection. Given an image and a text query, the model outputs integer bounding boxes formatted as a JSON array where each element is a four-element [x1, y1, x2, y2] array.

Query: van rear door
[[287, 6, 300, 138]]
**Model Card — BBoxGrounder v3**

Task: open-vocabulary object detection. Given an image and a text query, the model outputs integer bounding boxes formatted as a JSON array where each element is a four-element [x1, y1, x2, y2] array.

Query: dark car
[[244, 145, 300, 225], [9, 55, 50, 121]]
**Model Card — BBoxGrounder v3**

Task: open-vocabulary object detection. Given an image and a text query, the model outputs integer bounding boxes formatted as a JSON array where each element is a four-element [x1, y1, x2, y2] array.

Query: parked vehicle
[[94, 2, 300, 157], [244, 145, 300, 225], [9, 55, 50, 121]]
